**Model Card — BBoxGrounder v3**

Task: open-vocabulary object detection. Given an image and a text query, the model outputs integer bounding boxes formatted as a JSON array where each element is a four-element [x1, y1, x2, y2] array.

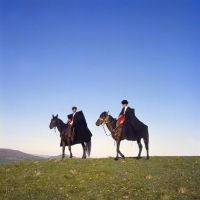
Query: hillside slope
[[0, 157, 199, 199], [0, 148, 44, 163]]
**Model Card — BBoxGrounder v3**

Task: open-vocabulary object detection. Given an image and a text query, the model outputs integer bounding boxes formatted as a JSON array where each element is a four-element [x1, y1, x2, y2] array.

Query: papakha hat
[[121, 100, 128, 104], [72, 106, 77, 110]]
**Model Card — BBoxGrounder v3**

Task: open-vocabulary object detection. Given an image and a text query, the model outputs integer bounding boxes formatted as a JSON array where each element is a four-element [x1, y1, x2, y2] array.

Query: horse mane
[[57, 118, 68, 130], [58, 118, 66, 125], [109, 114, 117, 122], [108, 114, 117, 128]]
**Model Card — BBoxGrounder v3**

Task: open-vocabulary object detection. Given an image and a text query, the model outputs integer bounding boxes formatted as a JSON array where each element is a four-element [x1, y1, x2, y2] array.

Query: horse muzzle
[[95, 118, 103, 126]]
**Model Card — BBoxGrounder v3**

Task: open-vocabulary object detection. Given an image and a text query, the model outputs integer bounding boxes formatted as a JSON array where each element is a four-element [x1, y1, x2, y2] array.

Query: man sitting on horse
[[66, 106, 78, 143], [118, 100, 142, 139], [119, 100, 130, 119], [67, 106, 92, 144]]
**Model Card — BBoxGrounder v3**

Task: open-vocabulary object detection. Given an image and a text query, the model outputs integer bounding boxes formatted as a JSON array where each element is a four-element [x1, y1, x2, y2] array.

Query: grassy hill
[[0, 149, 44, 163], [0, 156, 199, 199]]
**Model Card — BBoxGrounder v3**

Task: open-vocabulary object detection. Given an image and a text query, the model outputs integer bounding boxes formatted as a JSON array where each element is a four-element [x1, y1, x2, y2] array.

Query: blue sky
[[0, 0, 200, 158]]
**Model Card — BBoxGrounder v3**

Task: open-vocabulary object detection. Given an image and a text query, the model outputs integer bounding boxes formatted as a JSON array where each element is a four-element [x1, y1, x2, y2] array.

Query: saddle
[[63, 124, 75, 143], [116, 116, 125, 127], [112, 118, 124, 137]]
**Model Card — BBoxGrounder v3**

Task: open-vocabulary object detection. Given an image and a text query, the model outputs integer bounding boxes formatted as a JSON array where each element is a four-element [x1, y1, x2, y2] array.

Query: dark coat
[[66, 110, 92, 145], [119, 107, 148, 141]]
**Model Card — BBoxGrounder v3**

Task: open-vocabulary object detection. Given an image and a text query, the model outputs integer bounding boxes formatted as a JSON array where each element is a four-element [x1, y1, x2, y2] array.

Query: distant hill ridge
[[0, 148, 72, 163], [0, 148, 44, 163]]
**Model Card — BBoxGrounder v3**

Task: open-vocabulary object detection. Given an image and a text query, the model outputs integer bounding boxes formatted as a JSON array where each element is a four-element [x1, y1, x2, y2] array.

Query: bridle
[[51, 118, 60, 137], [98, 115, 109, 125], [98, 113, 112, 136]]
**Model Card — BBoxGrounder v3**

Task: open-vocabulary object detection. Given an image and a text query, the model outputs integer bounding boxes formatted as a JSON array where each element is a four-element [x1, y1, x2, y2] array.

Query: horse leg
[[137, 139, 143, 159], [143, 133, 149, 159], [115, 139, 125, 160], [85, 140, 91, 158], [81, 142, 86, 159], [68, 139, 73, 158], [114, 139, 119, 160], [62, 140, 65, 158]]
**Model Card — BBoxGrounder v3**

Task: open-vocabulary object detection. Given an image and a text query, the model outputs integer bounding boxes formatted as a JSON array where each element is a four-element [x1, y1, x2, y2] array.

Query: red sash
[[120, 116, 125, 124], [67, 119, 72, 124]]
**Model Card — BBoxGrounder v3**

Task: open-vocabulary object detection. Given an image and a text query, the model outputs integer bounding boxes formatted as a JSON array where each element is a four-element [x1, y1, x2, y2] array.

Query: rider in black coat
[[119, 100, 147, 140], [67, 107, 92, 144]]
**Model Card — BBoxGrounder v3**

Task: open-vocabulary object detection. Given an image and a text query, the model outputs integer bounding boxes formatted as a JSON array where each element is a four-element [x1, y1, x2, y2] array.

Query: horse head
[[49, 114, 59, 129], [95, 111, 109, 126]]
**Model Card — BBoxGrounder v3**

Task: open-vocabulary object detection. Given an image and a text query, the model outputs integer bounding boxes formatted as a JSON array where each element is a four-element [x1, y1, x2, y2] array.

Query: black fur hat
[[121, 100, 128, 105]]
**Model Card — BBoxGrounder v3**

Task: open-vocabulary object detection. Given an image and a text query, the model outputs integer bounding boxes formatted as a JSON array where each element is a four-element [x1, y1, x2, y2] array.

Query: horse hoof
[[114, 157, 118, 161], [122, 155, 125, 159], [136, 156, 141, 160]]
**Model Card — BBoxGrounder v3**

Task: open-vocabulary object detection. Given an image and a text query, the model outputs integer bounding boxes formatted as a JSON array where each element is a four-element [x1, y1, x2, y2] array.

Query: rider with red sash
[[118, 100, 146, 140], [118, 100, 129, 124]]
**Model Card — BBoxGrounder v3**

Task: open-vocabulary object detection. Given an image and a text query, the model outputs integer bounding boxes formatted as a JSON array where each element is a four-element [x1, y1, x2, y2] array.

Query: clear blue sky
[[0, 0, 199, 157]]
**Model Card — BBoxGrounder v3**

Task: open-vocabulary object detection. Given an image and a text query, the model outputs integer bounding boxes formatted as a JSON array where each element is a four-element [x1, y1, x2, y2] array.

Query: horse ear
[[56, 114, 58, 118], [52, 114, 54, 118]]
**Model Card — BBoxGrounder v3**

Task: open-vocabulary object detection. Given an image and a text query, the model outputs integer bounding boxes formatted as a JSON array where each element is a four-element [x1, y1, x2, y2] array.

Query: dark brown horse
[[96, 112, 149, 160], [49, 114, 91, 159]]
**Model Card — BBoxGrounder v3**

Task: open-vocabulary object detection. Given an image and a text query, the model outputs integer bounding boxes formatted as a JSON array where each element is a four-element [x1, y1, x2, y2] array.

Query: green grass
[[0, 157, 199, 200]]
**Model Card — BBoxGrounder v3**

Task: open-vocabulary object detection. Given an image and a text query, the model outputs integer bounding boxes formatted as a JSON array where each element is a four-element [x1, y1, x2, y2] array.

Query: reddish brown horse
[[49, 114, 91, 159], [96, 112, 149, 160]]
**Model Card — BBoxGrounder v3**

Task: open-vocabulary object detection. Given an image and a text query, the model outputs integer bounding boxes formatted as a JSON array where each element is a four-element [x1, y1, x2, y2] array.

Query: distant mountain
[[32, 154, 52, 158], [0, 149, 44, 163], [32, 154, 72, 159]]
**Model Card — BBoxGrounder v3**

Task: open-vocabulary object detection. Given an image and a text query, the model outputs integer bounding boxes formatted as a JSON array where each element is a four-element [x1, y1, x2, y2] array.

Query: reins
[[99, 114, 119, 136], [102, 124, 112, 136], [53, 127, 59, 137], [52, 119, 60, 137], [98, 117, 112, 136]]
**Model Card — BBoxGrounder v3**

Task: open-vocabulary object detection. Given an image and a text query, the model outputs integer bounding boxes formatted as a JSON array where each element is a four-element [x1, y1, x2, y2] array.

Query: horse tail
[[144, 127, 149, 159], [86, 139, 92, 157], [146, 127, 149, 144]]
